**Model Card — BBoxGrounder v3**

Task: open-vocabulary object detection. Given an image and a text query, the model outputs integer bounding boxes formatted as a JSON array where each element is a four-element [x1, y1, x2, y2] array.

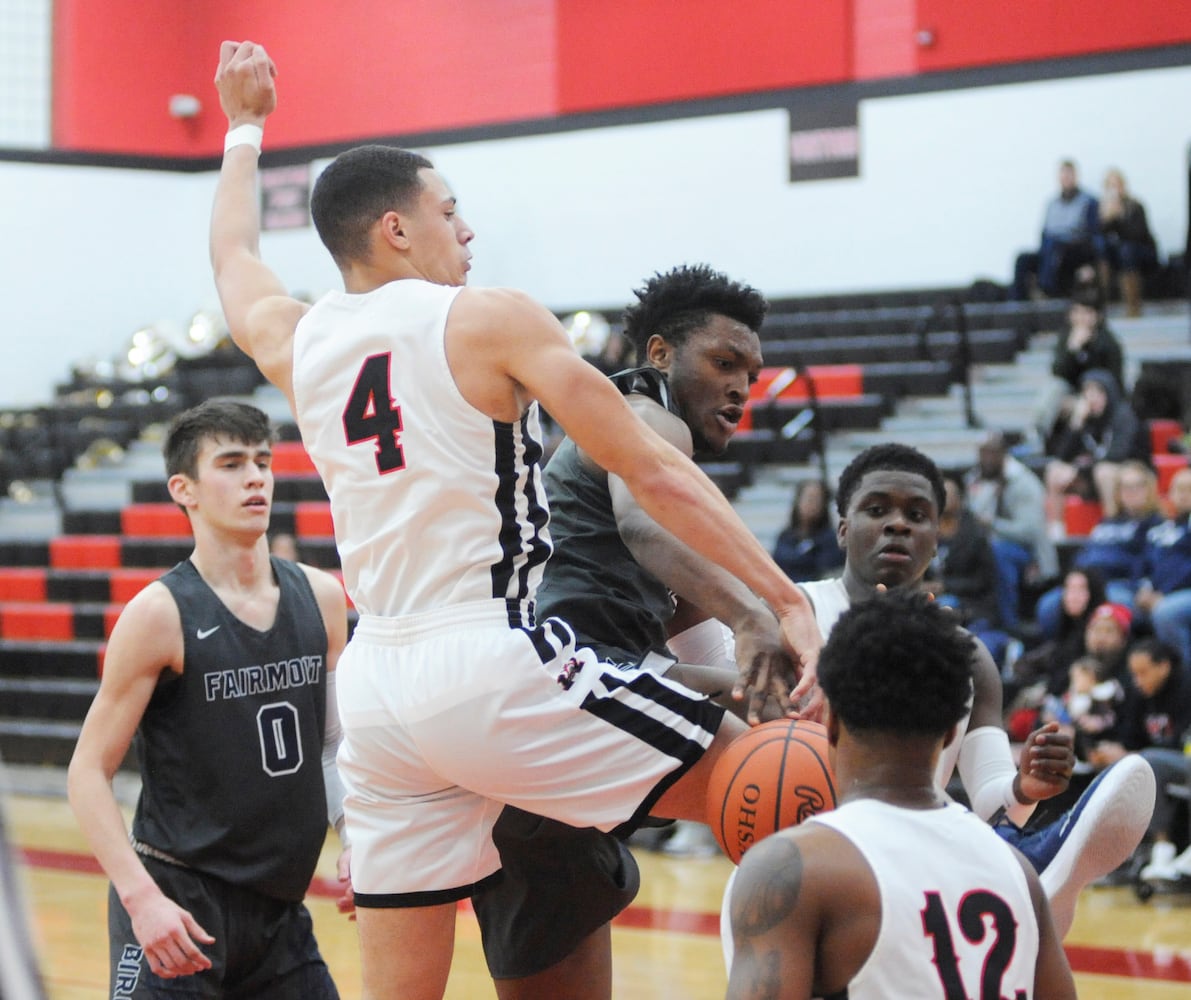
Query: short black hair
[[1129, 637, 1181, 670], [311, 145, 434, 267], [163, 400, 274, 480], [835, 443, 946, 518], [621, 264, 768, 360], [819, 590, 974, 736]]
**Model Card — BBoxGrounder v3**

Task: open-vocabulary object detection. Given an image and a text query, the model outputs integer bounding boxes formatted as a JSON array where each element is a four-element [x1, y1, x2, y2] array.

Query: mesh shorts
[[107, 856, 336, 999], [336, 601, 724, 906]]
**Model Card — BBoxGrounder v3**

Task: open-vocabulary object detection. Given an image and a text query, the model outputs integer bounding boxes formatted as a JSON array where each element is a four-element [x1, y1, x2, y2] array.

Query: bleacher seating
[[0, 290, 1123, 766]]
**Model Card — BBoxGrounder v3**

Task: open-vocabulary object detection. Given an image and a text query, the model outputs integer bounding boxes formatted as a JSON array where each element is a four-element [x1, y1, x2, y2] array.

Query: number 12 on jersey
[[343, 353, 406, 474]]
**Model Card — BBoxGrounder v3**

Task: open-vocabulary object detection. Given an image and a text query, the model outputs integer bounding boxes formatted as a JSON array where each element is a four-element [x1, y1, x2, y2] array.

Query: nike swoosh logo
[[196, 626, 221, 640]]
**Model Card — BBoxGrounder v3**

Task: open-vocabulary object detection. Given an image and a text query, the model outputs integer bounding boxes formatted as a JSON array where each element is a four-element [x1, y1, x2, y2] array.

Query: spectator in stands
[[1043, 650, 1128, 767], [928, 475, 1010, 665], [771, 477, 844, 582], [1033, 280, 1125, 442], [1098, 169, 1159, 318], [269, 530, 299, 560], [1085, 639, 1191, 881], [1014, 159, 1102, 301], [965, 432, 1057, 630], [1135, 467, 1191, 671], [1032, 461, 1163, 633], [1044, 368, 1151, 537]]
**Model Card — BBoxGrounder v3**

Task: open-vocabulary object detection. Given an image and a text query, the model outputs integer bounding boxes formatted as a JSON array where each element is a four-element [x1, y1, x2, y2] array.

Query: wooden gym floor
[[7, 789, 1191, 999]]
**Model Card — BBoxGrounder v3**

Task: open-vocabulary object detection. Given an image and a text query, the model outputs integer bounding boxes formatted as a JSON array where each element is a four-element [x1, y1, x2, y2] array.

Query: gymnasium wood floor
[[7, 790, 1191, 999]]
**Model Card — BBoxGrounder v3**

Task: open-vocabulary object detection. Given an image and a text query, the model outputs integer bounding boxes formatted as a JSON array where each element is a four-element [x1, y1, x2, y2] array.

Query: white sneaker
[[660, 821, 722, 858], [1037, 756, 1156, 938], [1173, 844, 1191, 879], [1140, 841, 1179, 881]]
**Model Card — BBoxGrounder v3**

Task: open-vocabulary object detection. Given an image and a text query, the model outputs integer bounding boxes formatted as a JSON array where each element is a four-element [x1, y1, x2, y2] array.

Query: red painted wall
[[50, 0, 1191, 158], [52, 0, 559, 155], [555, 0, 852, 113], [915, 0, 1191, 72]]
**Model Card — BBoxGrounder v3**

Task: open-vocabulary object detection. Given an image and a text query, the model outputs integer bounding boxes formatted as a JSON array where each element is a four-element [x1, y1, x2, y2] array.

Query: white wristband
[[224, 124, 263, 155]]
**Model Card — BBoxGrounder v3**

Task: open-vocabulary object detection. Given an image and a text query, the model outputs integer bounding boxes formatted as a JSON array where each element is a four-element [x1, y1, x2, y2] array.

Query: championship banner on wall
[[786, 97, 859, 183], [261, 163, 312, 231]]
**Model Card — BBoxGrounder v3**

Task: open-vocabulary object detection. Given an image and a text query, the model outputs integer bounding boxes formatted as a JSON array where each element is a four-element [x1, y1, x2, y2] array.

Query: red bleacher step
[[50, 536, 122, 570], [0, 602, 74, 641], [272, 441, 318, 475], [121, 503, 192, 537]]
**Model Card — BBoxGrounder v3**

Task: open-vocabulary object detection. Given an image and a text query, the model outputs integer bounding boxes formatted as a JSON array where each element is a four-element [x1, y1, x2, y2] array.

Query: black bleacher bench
[[745, 394, 889, 434], [761, 299, 1066, 340], [722, 430, 817, 466], [759, 328, 1022, 369]]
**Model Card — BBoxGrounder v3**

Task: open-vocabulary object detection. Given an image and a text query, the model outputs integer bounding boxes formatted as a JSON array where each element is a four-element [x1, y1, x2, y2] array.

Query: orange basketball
[[706, 719, 837, 864]]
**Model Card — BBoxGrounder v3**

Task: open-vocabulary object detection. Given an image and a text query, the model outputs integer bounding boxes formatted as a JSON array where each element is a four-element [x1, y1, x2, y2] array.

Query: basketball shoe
[[1024, 756, 1155, 937]]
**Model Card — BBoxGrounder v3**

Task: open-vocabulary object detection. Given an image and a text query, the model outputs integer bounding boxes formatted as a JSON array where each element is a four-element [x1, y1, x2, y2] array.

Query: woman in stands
[[771, 478, 844, 582], [1099, 169, 1159, 318], [1034, 461, 1163, 632]]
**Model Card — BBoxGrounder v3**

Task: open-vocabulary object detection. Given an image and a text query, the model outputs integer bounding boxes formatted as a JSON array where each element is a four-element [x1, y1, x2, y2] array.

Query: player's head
[[311, 145, 473, 285], [164, 400, 275, 523], [835, 443, 944, 590], [623, 264, 767, 455], [165, 400, 274, 480], [819, 590, 974, 739]]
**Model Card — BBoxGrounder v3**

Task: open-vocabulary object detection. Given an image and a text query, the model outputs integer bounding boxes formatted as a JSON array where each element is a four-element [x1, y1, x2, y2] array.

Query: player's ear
[[645, 334, 672, 371], [825, 706, 840, 747], [379, 210, 410, 249], [941, 722, 959, 748], [167, 473, 196, 510]]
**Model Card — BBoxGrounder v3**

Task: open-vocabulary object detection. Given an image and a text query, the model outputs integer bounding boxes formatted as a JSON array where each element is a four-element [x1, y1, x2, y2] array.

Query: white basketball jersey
[[799, 578, 971, 786], [291, 280, 551, 620], [811, 799, 1039, 999]]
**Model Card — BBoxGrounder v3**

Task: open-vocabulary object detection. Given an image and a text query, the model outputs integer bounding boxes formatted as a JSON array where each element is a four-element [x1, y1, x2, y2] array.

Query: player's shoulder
[[116, 579, 180, 629], [294, 561, 345, 601]]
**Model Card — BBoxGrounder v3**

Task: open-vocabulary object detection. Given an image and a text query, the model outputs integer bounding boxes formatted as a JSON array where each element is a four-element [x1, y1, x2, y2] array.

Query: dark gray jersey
[[131, 557, 329, 902], [535, 367, 678, 661]]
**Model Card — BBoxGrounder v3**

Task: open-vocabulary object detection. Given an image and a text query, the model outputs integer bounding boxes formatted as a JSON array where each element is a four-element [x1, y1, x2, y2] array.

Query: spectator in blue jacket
[[1033, 461, 1163, 634], [771, 477, 844, 582], [1014, 160, 1102, 300], [1135, 467, 1191, 671]]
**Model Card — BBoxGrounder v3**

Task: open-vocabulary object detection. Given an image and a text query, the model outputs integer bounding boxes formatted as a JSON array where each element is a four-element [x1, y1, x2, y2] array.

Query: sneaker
[[1173, 844, 1191, 879], [1034, 757, 1156, 938], [1140, 840, 1179, 882], [660, 820, 722, 858]]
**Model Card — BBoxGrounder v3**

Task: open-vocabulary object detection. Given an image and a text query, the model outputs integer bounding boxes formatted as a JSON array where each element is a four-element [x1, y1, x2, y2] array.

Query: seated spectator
[[928, 475, 1011, 665], [1043, 368, 1151, 536], [1041, 652, 1127, 766], [1014, 159, 1102, 301], [1005, 571, 1109, 734], [1134, 467, 1191, 670], [771, 477, 843, 582], [1033, 461, 1164, 633], [1032, 280, 1124, 440], [268, 530, 299, 561], [1086, 639, 1191, 881], [965, 431, 1057, 629], [1098, 168, 1159, 318]]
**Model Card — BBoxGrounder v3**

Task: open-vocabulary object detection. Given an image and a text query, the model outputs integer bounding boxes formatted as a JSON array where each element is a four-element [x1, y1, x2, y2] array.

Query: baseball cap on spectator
[[1090, 602, 1132, 634]]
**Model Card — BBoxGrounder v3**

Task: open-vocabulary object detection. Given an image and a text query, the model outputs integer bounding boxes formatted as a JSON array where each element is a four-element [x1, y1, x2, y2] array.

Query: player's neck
[[836, 737, 946, 810], [188, 531, 273, 594]]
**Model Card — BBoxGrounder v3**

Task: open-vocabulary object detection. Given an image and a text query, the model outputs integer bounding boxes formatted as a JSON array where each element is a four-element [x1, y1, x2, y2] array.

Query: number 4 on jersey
[[343, 353, 406, 474]]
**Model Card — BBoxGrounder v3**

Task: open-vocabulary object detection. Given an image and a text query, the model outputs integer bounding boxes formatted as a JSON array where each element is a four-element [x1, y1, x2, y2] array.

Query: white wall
[[3, 62, 1188, 408]]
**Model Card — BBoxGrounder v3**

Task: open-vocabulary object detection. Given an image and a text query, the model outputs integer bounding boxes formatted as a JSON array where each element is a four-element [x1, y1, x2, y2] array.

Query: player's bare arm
[[210, 40, 308, 401], [447, 286, 822, 678], [1015, 851, 1079, 998], [605, 397, 797, 722], [300, 564, 355, 913], [66, 583, 216, 978]]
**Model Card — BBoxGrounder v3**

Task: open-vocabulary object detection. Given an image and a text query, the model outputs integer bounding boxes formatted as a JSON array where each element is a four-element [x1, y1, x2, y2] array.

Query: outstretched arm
[[607, 398, 801, 722], [209, 40, 308, 401], [457, 288, 822, 683]]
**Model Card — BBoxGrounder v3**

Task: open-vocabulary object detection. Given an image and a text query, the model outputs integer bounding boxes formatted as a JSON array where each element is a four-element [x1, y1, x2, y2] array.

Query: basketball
[[706, 719, 837, 864]]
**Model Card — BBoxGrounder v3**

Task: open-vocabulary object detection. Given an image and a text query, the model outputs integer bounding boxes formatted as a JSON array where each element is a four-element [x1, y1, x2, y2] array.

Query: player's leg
[[1003, 755, 1155, 937], [493, 926, 612, 1000], [357, 904, 457, 1000]]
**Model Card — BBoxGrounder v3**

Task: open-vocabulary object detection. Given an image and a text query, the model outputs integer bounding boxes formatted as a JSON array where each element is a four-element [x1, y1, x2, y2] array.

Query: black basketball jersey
[[131, 557, 329, 902], [536, 367, 680, 661]]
